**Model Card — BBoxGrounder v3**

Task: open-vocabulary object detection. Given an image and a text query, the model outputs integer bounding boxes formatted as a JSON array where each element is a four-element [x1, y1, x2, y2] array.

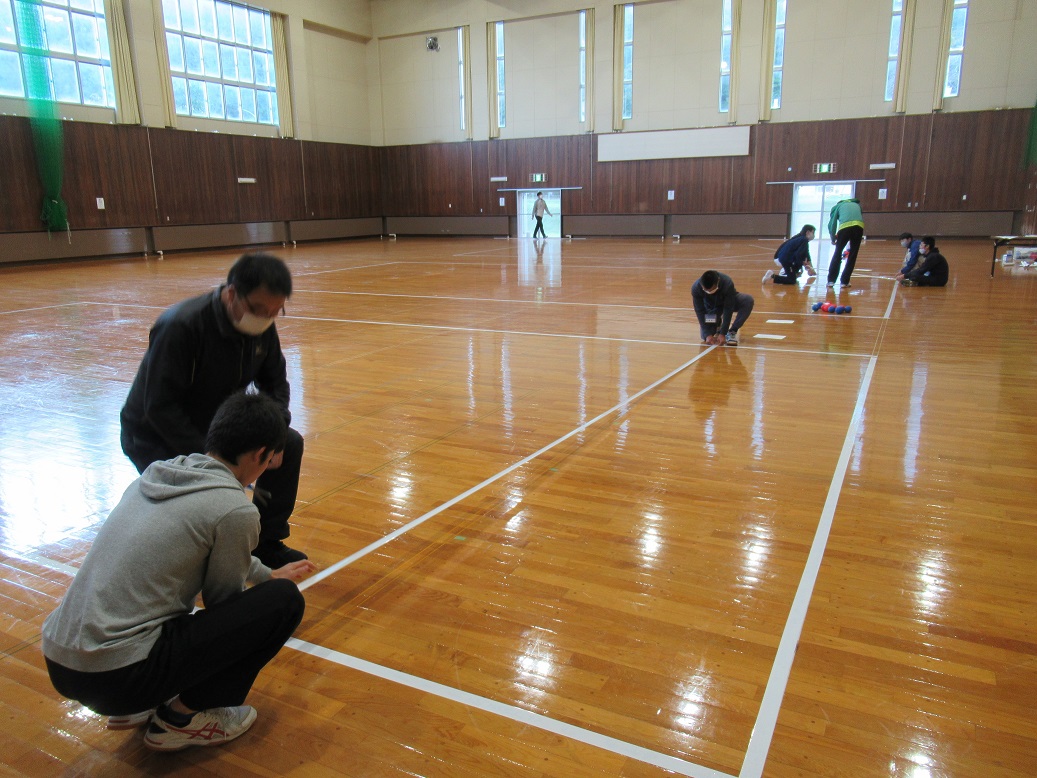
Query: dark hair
[[800, 224, 816, 235], [899, 232, 913, 240], [537, 191, 543, 196], [205, 392, 287, 464], [227, 253, 292, 297], [700, 270, 720, 290], [921, 236, 936, 249]]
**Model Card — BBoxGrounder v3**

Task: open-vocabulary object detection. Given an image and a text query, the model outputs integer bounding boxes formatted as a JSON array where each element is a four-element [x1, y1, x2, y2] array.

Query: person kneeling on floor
[[692, 269, 754, 346], [42, 392, 317, 752], [764, 224, 816, 285], [900, 236, 949, 287]]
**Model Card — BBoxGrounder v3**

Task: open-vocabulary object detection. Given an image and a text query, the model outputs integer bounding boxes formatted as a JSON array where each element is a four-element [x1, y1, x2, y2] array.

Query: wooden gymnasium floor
[[0, 236, 1034, 777]]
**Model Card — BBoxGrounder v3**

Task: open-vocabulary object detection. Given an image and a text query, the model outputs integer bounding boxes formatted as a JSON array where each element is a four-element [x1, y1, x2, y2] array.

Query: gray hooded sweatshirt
[[42, 453, 272, 673]]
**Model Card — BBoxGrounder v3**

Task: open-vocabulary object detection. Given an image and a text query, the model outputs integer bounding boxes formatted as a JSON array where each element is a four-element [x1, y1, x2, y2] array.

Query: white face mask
[[233, 311, 276, 335]]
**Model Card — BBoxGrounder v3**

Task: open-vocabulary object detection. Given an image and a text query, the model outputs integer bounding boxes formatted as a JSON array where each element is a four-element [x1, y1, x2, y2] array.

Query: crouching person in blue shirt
[[42, 392, 317, 752], [764, 224, 816, 285]]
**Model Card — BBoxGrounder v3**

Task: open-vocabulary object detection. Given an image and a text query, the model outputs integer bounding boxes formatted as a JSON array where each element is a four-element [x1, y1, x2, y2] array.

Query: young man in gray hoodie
[[42, 392, 316, 752]]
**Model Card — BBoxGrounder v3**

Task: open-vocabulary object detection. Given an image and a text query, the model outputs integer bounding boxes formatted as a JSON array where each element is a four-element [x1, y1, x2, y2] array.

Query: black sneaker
[[254, 541, 308, 568]]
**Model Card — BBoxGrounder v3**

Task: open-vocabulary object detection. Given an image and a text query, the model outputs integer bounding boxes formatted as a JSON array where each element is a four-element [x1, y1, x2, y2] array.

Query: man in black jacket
[[120, 253, 307, 568], [691, 270, 754, 346], [901, 236, 949, 287]]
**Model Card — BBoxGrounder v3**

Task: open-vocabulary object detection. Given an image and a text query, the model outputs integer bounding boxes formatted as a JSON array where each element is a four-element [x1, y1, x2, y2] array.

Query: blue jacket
[[775, 234, 812, 268], [899, 239, 922, 275]]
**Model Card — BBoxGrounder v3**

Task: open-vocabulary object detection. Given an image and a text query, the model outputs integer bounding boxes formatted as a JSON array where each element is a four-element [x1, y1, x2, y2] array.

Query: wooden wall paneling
[[232, 136, 306, 223], [750, 122, 807, 214], [469, 140, 493, 216], [894, 113, 932, 211], [590, 151, 613, 214], [301, 141, 380, 219], [926, 113, 976, 211], [61, 122, 155, 229], [0, 116, 43, 232], [300, 141, 342, 219], [149, 128, 237, 225], [954, 109, 1031, 211], [385, 142, 475, 216], [484, 139, 512, 216], [607, 160, 641, 214]]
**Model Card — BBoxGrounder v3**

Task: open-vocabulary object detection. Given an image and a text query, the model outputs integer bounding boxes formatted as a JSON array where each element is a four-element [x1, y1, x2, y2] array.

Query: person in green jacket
[[826, 197, 865, 287]]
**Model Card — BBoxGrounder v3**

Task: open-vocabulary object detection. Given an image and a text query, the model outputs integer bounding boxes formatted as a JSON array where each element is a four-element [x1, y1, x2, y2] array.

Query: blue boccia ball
[[834, 305, 845, 314], [843, 305, 852, 314], [812, 302, 822, 312]]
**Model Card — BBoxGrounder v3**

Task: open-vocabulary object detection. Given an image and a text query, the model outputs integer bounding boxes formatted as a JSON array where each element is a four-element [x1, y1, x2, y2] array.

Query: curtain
[[151, 0, 178, 127], [584, 9, 594, 133], [611, 4, 624, 131], [271, 13, 295, 138], [486, 22, 499, 140], [460, 25, 473, 140], [106, 0, 141, 124]]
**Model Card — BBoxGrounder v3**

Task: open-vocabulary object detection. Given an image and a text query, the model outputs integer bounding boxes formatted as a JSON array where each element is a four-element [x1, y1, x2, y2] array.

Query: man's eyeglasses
[[242, 295, 286, 319]]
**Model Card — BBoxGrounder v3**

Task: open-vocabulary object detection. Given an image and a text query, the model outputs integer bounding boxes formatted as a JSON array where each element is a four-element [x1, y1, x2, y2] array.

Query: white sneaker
[[107, 709, 154, 730], [725, 331, 739, 346], [762, 269, 774, 283], [144, 706, 257, 751]]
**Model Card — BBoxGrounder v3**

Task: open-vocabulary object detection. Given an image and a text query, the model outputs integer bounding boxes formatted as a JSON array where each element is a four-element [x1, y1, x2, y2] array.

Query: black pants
[[773, 257, 801, 284], [122, 426, 303, 546], [698, 292, 754, 340], [827, 226, 864, 284], [45, 579, 304, 716], [533, 216, 546, 238]]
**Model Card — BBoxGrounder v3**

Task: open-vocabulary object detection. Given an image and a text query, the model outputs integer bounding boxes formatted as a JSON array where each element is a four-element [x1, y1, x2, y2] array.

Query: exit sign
[[529, 173, 547, 183], [812, 163, 837, 174]]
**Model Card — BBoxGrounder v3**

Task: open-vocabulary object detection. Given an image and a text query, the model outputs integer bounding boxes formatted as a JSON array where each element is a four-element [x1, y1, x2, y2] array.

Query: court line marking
[[297, 349, 713, 591], [279, 314, 879, 358], [752, 334, 786, 340], [764, 319, 796, 324], [0, 303, 82, 317], [738, 355, 878, 778], [287, 638, 733, 778], [883, 281, 899, 320], [291, 346, 737, 776], [0, 550, 78, 578], [294, 262, 401, 277]]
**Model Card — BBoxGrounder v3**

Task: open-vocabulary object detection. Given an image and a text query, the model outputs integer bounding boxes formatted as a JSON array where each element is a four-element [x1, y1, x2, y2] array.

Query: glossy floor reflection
[[0, 237, 1034, 776]]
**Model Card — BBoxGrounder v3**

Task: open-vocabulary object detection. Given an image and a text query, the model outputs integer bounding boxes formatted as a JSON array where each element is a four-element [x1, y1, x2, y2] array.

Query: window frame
[[161, 0, 279, 127], [0, 0, 116, 110]]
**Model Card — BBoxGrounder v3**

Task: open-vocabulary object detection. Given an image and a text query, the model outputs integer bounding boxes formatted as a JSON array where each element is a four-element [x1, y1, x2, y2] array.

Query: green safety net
[[16, 0, 69, 233]]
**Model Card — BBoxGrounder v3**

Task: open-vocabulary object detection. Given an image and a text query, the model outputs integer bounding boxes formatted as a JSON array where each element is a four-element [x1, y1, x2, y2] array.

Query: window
[[0, 0, 115, 108], [943, 0, 968, 98], [719, 0, 732, 112], [621, 4, 632, 119], [578, 10, 587, 122], [457, 27, 465, 131], [884, 0, 903, 102], [494, 20, 504, 127], [162, 0, 278, 125], [771, 0, 786, 110]]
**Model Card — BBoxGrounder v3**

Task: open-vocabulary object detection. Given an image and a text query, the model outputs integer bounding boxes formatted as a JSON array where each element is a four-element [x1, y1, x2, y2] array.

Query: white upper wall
[[1, 0, 1033, 145]]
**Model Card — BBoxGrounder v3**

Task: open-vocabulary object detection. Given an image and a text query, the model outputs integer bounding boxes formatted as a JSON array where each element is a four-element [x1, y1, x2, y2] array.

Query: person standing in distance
[[692, 270, 754, 346], [826, 196, 865, 288], [532, 192, 551, 239], [120, 252, 307, 569], [44, 392, 316, 752]]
